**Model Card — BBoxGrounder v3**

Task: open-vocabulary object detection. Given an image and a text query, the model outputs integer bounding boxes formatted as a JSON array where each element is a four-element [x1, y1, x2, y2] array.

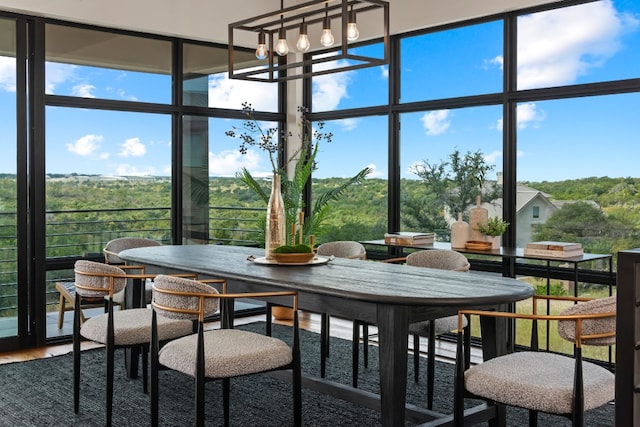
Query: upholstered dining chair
[[72, 260, 197, 426], [315, 241, 368, 384], [103, 237, 162, 307], [398, 249, 471, 409], [150, 274, 302, 427], [453, 295, 616, 427]]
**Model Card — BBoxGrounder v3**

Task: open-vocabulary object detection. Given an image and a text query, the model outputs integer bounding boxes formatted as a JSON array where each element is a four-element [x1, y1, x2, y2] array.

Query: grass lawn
[[468, 277, 614, 363]]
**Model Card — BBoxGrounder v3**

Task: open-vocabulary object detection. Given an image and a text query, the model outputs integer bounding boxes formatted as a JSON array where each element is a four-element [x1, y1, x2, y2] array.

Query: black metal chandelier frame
[[228, 0, 389, 83]]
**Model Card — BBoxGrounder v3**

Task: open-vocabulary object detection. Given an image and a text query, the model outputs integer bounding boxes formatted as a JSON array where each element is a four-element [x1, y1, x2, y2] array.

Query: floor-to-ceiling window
[[43, 24, 175, 339], [307, 0, 640, 262], [181, 41, 279, 246], [514, 0, 640, 253], [0, 17, 17, 340], [0, 15, 280, 349]]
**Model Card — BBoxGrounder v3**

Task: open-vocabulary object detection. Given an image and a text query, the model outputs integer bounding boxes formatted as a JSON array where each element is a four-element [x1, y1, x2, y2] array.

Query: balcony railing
[[0, 206, 264, 318], [0, 206, 617, 367]]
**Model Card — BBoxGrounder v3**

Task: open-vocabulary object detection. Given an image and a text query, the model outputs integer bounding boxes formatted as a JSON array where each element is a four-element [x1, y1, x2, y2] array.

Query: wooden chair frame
[[151, 282, 302, 427], [55, 281, 106, 329], [453, 295, 616, 427], [72, 265, 197, 426]]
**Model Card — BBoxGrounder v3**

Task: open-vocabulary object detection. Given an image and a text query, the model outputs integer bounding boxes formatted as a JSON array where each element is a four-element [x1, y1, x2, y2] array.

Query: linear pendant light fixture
[[228, 0, 389, 83]]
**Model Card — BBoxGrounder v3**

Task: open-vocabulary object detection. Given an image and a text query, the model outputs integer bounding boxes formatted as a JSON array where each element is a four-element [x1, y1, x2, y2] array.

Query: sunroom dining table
[[119, 244, 534, 426]]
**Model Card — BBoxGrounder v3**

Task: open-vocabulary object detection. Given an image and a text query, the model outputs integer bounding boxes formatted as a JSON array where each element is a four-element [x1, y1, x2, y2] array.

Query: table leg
[[125, 277, 143, 378], [376, 305, 409, 426], [479, 303, 511, 360]]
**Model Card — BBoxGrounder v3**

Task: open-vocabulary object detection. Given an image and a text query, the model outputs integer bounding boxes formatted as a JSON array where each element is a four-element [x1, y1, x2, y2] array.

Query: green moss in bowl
[[273, 244, 313, 254]]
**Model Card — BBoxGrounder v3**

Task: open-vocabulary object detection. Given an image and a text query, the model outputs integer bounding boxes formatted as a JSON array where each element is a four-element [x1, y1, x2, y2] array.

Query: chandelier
[[228, 0, 389, 83]]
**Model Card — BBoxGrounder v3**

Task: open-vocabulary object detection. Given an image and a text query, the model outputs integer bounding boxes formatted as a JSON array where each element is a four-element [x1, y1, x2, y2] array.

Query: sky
[[0, 0, 639, 182]]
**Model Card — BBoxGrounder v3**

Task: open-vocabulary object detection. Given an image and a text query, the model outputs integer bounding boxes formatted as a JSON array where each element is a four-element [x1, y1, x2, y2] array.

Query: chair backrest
[[406, 250, 470, 272], [104, 237, 161, 264], [557, 296, 616, 346], [74, 260, 127, 298], [316, 241, 366, 260], [152, 274, 220, 320]]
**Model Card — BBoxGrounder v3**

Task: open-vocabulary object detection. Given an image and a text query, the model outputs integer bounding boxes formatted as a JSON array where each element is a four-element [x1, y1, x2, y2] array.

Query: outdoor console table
[[360, 240, 613, 292], [119, 244, 534, 426]]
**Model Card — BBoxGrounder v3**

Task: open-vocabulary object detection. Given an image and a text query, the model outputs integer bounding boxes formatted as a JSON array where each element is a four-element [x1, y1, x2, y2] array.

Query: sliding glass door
[[0, 17, 20, 347]]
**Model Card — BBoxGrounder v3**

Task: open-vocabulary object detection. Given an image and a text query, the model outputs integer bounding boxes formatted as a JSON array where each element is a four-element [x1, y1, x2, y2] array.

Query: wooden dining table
[[119, 244, 534, 426]]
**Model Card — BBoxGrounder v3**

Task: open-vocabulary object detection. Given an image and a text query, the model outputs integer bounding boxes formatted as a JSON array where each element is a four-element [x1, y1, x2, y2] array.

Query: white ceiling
[[0, 0, 561, 45]]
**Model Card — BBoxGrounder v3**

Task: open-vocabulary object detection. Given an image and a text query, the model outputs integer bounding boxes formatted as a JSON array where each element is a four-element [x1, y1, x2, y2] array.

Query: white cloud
[[0, 56, 16, 92], [366, 163, 385, 179], [484, 55, 503, 70], [119, 137, 146, 157], [208, 72, 278, 112], [312, 58, 352, 111], [210, 54, 357, 112], [66, 134, 103, 156], [45, 63, 77, 94], [209, 149, 262, 177], [337, 118, 358, 131], [516, 103, 546, 129], [114, 164, 155, 176], [116, 88, 138, 101], [484, 150, 502, 164], [421, 110, 451, 136], [71, 83, 96, 98], [517, 0, 638, 89], [380, 65, 389, 79], [495, 103, 546, 131]]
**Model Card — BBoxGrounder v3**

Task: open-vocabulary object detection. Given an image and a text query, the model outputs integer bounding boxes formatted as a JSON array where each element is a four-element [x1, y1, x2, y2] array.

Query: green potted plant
[[227, 103, 372, 249], [476, 216, 509, 249]]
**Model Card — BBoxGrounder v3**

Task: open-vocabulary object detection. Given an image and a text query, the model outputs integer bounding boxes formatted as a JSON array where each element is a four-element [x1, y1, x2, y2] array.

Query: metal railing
[[0, 206, 264, 317]]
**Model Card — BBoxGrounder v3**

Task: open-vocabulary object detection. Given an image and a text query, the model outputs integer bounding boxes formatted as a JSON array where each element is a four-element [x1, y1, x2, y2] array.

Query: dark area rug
[[0, 323, 613, 426]]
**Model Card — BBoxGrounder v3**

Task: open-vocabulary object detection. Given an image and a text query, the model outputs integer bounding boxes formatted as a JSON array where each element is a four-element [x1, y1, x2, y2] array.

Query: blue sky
[[1, 0, 639, 182]]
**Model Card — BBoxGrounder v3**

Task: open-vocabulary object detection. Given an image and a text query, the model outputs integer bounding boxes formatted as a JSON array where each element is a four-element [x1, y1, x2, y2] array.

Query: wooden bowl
[[465, 240, 492, 251], [273, 252, 316, 264]]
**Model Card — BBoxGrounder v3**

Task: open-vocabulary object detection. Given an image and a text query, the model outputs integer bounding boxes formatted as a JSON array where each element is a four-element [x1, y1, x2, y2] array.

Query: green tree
[[406, 149, 502, 232], [532, 201, 631, 254], [534, 202, 609, 242]]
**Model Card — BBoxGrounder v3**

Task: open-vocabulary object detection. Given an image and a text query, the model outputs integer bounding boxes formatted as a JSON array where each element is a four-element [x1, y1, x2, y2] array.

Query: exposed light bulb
[[347, 10, 359, 41], [320, 17, 334, 47], [255, 31, 268, 60], [275, 27, 289, 56], [296, 21, 310, 53]]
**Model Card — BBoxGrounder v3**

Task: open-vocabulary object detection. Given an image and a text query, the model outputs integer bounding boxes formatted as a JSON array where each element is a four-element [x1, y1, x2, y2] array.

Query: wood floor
[[0, 310, 477, 365]]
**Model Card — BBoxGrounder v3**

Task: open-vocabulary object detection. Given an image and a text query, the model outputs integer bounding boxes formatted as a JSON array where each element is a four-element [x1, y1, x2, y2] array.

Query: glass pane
[[45, 107, 171, 333], [311, 116, 388, 242], [182, 116, 279, 245], [45, 24, 172, 103], [400, 106, 504, 242], [400, 20, 503, 102], [0, 18, 16, 338], [183, 43, 277, 111], [517, 0, 640, 90], [311, 43, 388, 112], [516, 93, 640, 255]]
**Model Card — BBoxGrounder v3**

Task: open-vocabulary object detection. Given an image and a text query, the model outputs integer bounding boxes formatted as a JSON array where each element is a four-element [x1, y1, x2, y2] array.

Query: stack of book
[[384, 232, 435, 246], [524, 241, 584, 258]]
